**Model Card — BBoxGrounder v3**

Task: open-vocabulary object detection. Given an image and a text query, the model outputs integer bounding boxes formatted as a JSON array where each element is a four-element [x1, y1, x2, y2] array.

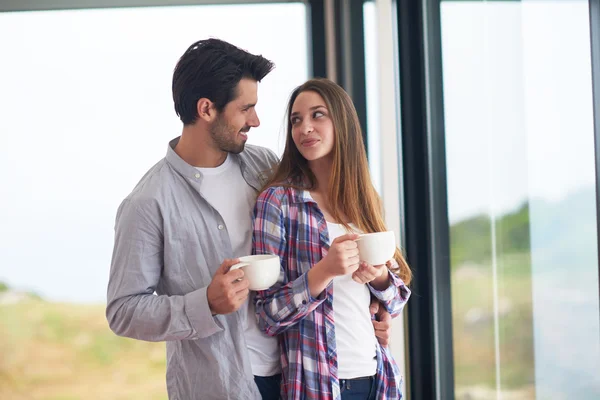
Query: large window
[[0, 4, 308, 399], [364, 0, 382, 193], [441, 1, 600, 398]]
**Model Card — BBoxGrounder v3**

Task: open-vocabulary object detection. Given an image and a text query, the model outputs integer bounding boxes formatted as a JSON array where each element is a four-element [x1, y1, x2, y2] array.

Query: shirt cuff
[[184, 286, 223, 339], [368, 270, 401, 302], [291, 272, 326, 310]]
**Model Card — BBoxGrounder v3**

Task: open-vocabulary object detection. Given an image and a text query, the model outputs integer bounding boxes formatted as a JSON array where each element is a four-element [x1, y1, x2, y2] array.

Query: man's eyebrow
[[241, 103, 256, 109], [290, 105, 326, 117]]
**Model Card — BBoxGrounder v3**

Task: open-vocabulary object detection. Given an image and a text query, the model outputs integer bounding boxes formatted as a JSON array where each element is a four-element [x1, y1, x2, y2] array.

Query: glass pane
[[0, 4, 308, 399], [363, 1, 408, 391], [441, 1, 600, 399], [364, 0, 382, 193]]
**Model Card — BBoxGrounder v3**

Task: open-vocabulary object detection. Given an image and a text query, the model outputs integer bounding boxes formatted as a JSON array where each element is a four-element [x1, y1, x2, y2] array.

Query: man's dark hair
[[172, 38, 275, 125]]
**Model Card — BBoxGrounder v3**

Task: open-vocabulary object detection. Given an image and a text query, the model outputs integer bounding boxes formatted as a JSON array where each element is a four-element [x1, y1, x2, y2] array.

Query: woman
[[252, 78, 412, 400]]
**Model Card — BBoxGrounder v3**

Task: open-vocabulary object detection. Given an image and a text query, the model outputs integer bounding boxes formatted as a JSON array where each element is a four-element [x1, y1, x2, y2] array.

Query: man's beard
[[210, 115, 249, 154]]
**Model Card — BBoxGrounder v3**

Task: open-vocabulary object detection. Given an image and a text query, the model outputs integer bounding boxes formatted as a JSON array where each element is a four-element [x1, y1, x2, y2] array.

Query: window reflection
[[441, 1, 600, 399]]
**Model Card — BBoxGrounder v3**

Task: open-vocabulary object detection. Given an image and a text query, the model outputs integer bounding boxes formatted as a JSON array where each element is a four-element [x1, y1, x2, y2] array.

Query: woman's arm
[[252, 187, 327, 336], [367, 259, 411, 318]]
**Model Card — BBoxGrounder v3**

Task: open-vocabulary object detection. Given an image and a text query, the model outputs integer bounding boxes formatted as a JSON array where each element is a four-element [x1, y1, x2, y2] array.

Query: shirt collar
[[165, 137, 202, 180], [287, 183, 317, 205], [165, 136, 261, 190]]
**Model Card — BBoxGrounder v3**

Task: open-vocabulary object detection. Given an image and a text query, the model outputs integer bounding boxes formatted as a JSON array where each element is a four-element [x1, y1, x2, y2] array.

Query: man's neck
[[175, 126, 227, 168]]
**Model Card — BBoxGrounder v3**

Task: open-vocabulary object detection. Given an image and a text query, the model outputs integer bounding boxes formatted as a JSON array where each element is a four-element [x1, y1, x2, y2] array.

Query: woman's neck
[[308, 157, 333, 193], [308, 157, 350, 223]]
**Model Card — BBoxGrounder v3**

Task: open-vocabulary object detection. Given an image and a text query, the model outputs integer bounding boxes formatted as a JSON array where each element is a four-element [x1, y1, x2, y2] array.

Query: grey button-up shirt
[[106, 137, 278, 400]]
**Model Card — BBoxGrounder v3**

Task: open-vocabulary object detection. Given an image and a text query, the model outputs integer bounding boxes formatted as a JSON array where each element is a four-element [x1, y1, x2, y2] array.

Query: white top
[[196, 155, 254, 258], [196, 156, 281, 377], [327, 222, 378, 379]]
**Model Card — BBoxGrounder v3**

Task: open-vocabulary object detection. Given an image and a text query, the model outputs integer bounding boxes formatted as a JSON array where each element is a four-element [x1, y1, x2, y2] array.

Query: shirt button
[[194, 173, 200, 178], [218, 224, 224, 230]]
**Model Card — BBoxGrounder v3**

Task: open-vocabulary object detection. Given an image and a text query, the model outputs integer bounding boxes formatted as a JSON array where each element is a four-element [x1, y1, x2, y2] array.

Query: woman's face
[[290, 90, 335, 163]]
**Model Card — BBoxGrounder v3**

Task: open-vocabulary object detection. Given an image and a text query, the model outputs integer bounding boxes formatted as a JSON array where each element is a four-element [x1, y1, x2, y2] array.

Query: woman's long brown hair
[[263, 78, 411, 284]]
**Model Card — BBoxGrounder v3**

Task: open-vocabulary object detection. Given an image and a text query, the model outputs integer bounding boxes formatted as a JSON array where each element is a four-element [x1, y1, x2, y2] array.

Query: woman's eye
[[313, 111, 324, 118]]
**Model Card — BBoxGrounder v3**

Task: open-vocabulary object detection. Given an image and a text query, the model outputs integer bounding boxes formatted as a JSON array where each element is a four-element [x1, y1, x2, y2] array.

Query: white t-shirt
[[327, 222, 378, 379], [196, 155, 281, 377]]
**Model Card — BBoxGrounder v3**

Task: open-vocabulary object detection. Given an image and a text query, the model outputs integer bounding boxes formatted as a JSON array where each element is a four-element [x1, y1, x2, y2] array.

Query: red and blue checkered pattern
[[252, 185, 411, 400]]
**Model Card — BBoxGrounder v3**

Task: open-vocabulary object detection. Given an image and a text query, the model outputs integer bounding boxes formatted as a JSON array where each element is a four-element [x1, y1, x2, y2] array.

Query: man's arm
[[106, 197, 225, 342]]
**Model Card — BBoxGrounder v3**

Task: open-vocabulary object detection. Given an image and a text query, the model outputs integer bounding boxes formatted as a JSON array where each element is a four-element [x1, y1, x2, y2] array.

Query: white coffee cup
[[230, 254, 281, 291], [356, 231, 396, 266]]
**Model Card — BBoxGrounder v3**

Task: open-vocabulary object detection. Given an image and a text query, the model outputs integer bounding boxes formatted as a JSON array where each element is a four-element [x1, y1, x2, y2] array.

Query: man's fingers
[[369, 298, 379, 315], [379, 312, 392, 322], [232, 277, 250, 292], [235, 288, 250, 302], [374, 327, 390, 338], [373, 320, 391, 331], [372, 318, 391, 347], [377, 308, 392, 321], [375, 331, 390, 346], [216, 258, 241, 275], [226, 268, 245, 282]]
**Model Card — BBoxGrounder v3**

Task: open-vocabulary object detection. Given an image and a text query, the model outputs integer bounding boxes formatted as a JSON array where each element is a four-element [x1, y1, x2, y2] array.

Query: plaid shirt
[[252, 185, 411, 400]]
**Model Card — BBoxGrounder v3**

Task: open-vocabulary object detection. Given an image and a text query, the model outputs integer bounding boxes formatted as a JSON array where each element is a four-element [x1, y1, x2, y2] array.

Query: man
[[106, 38, 394, 400], [107, 38, 279, 400]]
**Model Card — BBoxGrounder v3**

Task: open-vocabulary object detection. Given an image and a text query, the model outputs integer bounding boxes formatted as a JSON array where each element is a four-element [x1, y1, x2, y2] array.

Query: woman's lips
[[301, 138, 319, 147]]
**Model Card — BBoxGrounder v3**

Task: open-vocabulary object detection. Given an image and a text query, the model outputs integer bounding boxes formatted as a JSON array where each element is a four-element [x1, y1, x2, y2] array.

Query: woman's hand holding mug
[[351, 262, 387, 284], [307, 233, 360, 297], [320, 233, 361, 278]]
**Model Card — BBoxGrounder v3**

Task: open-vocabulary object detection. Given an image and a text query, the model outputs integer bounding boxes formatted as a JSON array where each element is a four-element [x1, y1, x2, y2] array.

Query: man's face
[[210, 78, 260, 154]]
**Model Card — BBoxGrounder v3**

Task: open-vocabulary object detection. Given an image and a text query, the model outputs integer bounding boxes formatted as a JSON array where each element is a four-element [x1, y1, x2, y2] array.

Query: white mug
[[356, 231, 396, 266], [230, 254, 280, 291]]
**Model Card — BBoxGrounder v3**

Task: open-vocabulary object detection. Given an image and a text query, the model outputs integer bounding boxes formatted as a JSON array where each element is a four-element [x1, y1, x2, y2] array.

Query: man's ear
[[196, 98, 216, 122]]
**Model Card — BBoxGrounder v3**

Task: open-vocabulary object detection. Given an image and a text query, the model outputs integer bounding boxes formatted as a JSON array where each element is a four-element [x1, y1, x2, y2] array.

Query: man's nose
[[248, 110, 260, 128]]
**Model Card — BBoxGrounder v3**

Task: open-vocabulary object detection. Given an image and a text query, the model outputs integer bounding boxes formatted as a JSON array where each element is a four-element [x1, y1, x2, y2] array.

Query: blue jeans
[[254, 374, 282, 400], [340, 376, 376, 400]]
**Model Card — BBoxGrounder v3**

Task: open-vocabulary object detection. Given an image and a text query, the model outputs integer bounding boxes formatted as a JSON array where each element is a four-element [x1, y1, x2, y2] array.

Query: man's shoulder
[[121, 158, 173, 210], [241, 144, 279, 168], [243, 143, 278, 158]]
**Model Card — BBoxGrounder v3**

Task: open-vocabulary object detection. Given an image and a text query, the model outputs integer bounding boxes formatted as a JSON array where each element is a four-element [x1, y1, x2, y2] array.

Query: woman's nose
[[300, 121, 313, 135]]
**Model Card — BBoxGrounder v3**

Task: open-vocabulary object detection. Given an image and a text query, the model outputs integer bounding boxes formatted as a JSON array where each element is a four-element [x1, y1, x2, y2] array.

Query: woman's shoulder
[[257, 184, 297, 203]]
